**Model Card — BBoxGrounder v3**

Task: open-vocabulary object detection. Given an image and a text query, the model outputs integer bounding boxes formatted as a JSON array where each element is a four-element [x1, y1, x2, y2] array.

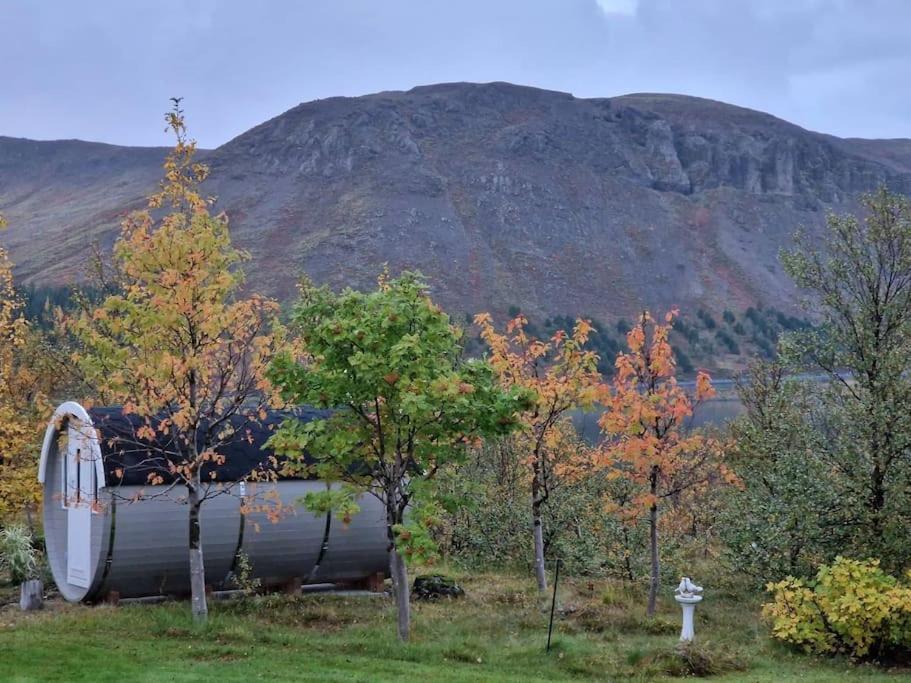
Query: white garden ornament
[[674, 577, 703, 642]]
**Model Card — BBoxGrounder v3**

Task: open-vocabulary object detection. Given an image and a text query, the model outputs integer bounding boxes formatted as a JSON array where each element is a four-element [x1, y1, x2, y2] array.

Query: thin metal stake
[[546, 558, 561, 653]]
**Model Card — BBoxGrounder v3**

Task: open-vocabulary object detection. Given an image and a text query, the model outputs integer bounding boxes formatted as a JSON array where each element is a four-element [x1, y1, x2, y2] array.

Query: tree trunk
[[870, 460, 886, 536], [647, 467, 660, 618], [187, 486, 208, 622], [532, 503, 547, 592], [647, 502, 659, 618], [389, 548, 411, 641], [531, 458, 547, 592], [24, 504, 35, 537], [622, 527, 635, 582]]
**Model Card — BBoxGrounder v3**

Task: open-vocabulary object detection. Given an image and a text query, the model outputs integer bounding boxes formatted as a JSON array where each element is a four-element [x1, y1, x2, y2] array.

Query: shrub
[[697, 309, 717, 330], [0, 525, 41, 584], [671, 345, 694, 374], [436, 438, 657, 580], [720, 362, 843, 584], [715, 329, 740, 354], [649, 642, 748, 677], [230, 550, 261, 594], [763, 557, 911, 660]]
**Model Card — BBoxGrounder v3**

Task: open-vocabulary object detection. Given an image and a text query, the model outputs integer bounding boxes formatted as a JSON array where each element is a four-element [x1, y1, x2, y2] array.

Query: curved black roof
[[87, 406, 327, 487]]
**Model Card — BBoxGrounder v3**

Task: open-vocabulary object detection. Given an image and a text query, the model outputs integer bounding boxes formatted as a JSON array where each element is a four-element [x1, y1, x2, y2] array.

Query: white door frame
[[38, 403, 108, 591]]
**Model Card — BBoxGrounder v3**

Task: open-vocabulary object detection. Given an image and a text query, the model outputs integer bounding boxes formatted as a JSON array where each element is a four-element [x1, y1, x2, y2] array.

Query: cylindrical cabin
[[38, 401, 389, 603]]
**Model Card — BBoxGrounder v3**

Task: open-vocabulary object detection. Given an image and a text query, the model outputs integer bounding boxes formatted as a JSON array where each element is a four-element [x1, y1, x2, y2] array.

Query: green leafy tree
[[268, 272, 531, 641], [781, 187, 911, 568], [720, 361, 844, 582]]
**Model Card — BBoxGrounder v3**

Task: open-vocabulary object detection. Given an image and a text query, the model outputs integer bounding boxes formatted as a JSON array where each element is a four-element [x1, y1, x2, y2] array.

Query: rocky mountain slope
[[2, 82, 910, 325]]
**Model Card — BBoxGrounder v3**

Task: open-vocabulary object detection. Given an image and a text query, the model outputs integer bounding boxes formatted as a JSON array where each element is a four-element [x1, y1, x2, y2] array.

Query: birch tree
[[781, 187, 911, 569], [70, 101, 283, 621], [474, 313, 602, 591]]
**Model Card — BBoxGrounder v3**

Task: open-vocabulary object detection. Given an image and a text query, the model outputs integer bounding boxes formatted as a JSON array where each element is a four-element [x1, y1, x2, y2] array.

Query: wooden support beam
[[283, 577, 302, 595], [365, 572, 386, 593], [19, 580, 43, 611]]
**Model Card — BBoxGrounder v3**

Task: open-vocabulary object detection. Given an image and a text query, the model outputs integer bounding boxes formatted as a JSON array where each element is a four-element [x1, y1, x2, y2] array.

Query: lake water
[[571, 373, 839, 442], [572, 396, 745, 444]]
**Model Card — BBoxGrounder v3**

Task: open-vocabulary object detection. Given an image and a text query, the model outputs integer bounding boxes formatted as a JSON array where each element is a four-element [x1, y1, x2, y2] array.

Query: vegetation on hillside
[[463, 306, 812, 377]]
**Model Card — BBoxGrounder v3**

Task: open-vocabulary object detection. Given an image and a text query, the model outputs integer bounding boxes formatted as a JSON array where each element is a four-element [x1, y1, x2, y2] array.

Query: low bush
[[649, 641, 748, 677], [763, 557, 911, 661], [436, 439, 655, 579], [0, 525, 40, 584]]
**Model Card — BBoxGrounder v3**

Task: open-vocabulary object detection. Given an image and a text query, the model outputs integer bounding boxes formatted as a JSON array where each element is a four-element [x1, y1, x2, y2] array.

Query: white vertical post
[[678, 599, 697, 641]]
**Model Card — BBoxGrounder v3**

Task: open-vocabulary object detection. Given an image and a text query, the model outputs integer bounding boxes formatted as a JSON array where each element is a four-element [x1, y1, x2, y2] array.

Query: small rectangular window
[[76, 448, 81, 503], [62, 451, 68, 509]]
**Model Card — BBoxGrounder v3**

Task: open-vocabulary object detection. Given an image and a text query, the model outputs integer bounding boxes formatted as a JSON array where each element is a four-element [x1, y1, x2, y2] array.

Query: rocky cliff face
[[2, 82, 910, 322], [613, 93, 911, 199]]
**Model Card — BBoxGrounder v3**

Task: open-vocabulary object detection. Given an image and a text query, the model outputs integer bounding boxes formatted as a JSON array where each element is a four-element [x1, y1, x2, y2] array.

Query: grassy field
[[0, 571, 906, 682]]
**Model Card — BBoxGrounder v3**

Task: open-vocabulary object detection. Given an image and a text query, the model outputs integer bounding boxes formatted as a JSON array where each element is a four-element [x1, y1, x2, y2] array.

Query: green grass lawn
[[0, 572, 905, 682]]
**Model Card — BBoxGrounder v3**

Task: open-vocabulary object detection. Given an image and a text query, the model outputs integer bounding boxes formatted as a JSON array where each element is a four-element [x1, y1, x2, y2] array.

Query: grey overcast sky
[[2, 0, 910, 148]]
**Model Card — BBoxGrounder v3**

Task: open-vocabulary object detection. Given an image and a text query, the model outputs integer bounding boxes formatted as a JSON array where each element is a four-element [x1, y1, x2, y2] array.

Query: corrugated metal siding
[[313, 491, 388, 582], [239, 482, 388, 585], [239, 481, 327, 584], [42, 404, 390, 602], [74, 481, 388, 600], [97, 486, 242, 597]]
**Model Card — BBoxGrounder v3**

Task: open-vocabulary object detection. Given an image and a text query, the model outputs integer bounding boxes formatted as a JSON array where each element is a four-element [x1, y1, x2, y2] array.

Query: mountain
[[2, 82, 911, 328]]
